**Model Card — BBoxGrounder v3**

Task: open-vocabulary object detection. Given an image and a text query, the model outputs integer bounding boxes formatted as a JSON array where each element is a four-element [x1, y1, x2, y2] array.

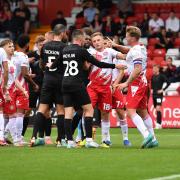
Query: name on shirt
[[63, 54, 75, 58], [45, 50, 59, 55]]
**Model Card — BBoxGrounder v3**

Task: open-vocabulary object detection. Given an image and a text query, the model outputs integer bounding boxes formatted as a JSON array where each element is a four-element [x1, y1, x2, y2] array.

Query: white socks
[[0, 113, 5, 141], [8, 117, 17, 143], [131, 113, 149, 139], [101, 120, 110, 142], [144, 116, 156, 141], [16, 116, 24, 142], [119, 119, 128, 141]]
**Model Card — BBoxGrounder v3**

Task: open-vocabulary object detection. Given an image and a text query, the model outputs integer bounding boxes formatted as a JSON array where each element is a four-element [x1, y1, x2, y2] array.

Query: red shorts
[[3, 88, 16, 114], [15, 89, 29, 110], [87, 84, 112, 112], [112, 88, 125, 109], [126, 76, 148, 109], [0, 88, 4, 108]]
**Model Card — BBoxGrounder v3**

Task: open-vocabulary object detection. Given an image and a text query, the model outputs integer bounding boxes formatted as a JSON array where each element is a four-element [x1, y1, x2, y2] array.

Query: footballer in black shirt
[[60, 30, 126, 148], [30, 24, 68, 147], [151, 65, 170, 128]]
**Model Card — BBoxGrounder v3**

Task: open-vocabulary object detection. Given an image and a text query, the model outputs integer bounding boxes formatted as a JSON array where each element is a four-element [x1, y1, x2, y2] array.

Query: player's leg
[[154, 96, 163, 129], [137, 108, 158, 148], [0, 94, 5, 145], [56, 104, 67, 147], [116, 109, 131, 146], [98, 86, 112, 147], [44, 110, 53, 145]]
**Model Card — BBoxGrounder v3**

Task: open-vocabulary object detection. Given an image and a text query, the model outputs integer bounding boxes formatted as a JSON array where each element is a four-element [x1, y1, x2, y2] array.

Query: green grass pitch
[[0, 128, 180, 180]]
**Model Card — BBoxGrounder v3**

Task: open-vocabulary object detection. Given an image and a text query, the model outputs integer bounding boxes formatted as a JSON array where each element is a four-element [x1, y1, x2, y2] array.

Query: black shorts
[[153, 95, 163, 107], [29, 90, 40, 108], [40, 73, 63, 105], [63, 87, 91, 108]]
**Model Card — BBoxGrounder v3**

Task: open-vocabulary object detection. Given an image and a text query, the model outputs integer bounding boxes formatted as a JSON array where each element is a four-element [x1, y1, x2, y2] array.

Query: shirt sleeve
[[162, 75, 170, 91], [0, 48, 8, 63], [131, 48, 143, 65], [83, 49, 115, 69]]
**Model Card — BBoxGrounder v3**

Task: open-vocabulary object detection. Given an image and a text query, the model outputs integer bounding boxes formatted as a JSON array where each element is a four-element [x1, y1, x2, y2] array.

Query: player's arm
[[2, 61, 8, 92], [116, 53, 126, 60], [157, 75, 171, 94], [107, 37, 130, 54], [84, 49, 126, 70], [15, 79, 29, 98], [114, 69, 125, 85], [119, 63, 142, 89], [21, 66, 39, 92]]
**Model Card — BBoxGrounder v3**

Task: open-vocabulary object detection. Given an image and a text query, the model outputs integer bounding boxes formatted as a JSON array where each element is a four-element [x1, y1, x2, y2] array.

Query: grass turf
[[0, 128, 180, 180]]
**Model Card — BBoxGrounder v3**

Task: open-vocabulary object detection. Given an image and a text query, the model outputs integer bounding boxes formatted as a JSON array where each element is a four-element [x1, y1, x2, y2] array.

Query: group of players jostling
[[0, 24, 158, 149]]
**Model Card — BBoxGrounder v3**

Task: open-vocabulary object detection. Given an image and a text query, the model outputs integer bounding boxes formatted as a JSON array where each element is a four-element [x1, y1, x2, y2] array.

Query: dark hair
[[53, 24, 66, 36], [17, 34, 30, 48], [72, 29, 84, 40]]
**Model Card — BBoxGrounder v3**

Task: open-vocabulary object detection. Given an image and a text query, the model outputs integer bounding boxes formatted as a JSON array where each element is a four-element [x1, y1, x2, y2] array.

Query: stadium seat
[[148, 38, 160, 46], [173, 60, 180, 67], [153, 49, 166, 58], [135, 13, 144, 23], [153, 57, 165, 65], [139, 38, 148, 46], [133, 4, 146, 13], [166, 48, 180, 60], [174, 38, 180, 48], [126, 16, 138, 25], [147, 6, 159, 13], [147, 49, 154, 59], [160, 13, 169, 21], [146, 67, 153, 82], [75, 17, 85, 29], [165, 82, 180, 96]]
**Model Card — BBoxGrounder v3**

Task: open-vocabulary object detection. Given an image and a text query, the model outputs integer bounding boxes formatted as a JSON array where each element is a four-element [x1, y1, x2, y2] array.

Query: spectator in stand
[[96, 0, 112, 19], [0, 2, 12, 38], [11, 0, 31, 39], [166, 11, 180, 34], [118, 0, 133, 18], [84, 0, 99, 24], [102, 15, 116, 36], [90, 13, 102, 32], [169, 66, 180, 83], [114, 17, 127, 38], [161, 57, 177, 80], [149, 13, 164, 37], [155, 27, 174, 50], [141, 13, 150, 37], [51, 11, 67, 30]]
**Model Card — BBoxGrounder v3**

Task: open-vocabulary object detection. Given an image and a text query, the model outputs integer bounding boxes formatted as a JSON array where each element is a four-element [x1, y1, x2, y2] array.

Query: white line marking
[[147, 174, 180, 180]]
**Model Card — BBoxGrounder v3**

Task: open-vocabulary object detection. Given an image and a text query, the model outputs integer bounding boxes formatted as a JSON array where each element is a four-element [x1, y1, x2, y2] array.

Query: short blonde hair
[[91, 32, 103, 39], [126, 26, 141, 40]]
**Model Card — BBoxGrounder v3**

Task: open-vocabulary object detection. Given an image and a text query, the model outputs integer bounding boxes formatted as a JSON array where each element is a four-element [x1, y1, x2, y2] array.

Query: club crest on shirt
[[131, 86, 138, 97]]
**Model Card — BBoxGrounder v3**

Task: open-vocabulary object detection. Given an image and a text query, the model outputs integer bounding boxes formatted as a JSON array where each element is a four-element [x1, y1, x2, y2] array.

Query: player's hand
[[117, 82, 128, 90], [33, 84, 39, 92], [23, 90, 29, 98], [107, 37, 117, 47], [112, 83, 118, 92], [157, 89, 163, 94], [46, 61, 53, 68], [30, 74, 36, 78], [28, 57, 35, 64], [4, 92, 11, 102], [115, 64, 127, 70]]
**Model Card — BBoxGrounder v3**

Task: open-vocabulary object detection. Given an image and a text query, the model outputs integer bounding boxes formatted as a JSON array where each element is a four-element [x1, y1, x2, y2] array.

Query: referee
[[151, 65, 170, 129]]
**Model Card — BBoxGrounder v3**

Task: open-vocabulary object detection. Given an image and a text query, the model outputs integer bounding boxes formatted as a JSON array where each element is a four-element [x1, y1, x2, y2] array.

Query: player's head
[[53, 24, 68, 43], [35, 35, 45, 52], [91, 32, 104, 51], [0, 39, 14, 56], [126, 26, 141, 46], [104, 37, 112, 48], [45, 31, 54, 42], [71, 29, 85, 46], [17, 34, 30, 52], [82, 27, 93, 49], [153, 64, 160, 75]]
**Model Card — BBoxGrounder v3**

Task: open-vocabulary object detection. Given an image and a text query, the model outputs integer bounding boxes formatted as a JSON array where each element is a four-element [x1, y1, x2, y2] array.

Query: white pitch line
[[147, 174, 180, 180]]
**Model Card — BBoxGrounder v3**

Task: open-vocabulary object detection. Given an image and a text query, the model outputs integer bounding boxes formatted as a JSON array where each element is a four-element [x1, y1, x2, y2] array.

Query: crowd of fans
[[0, 0, 180, 85]]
